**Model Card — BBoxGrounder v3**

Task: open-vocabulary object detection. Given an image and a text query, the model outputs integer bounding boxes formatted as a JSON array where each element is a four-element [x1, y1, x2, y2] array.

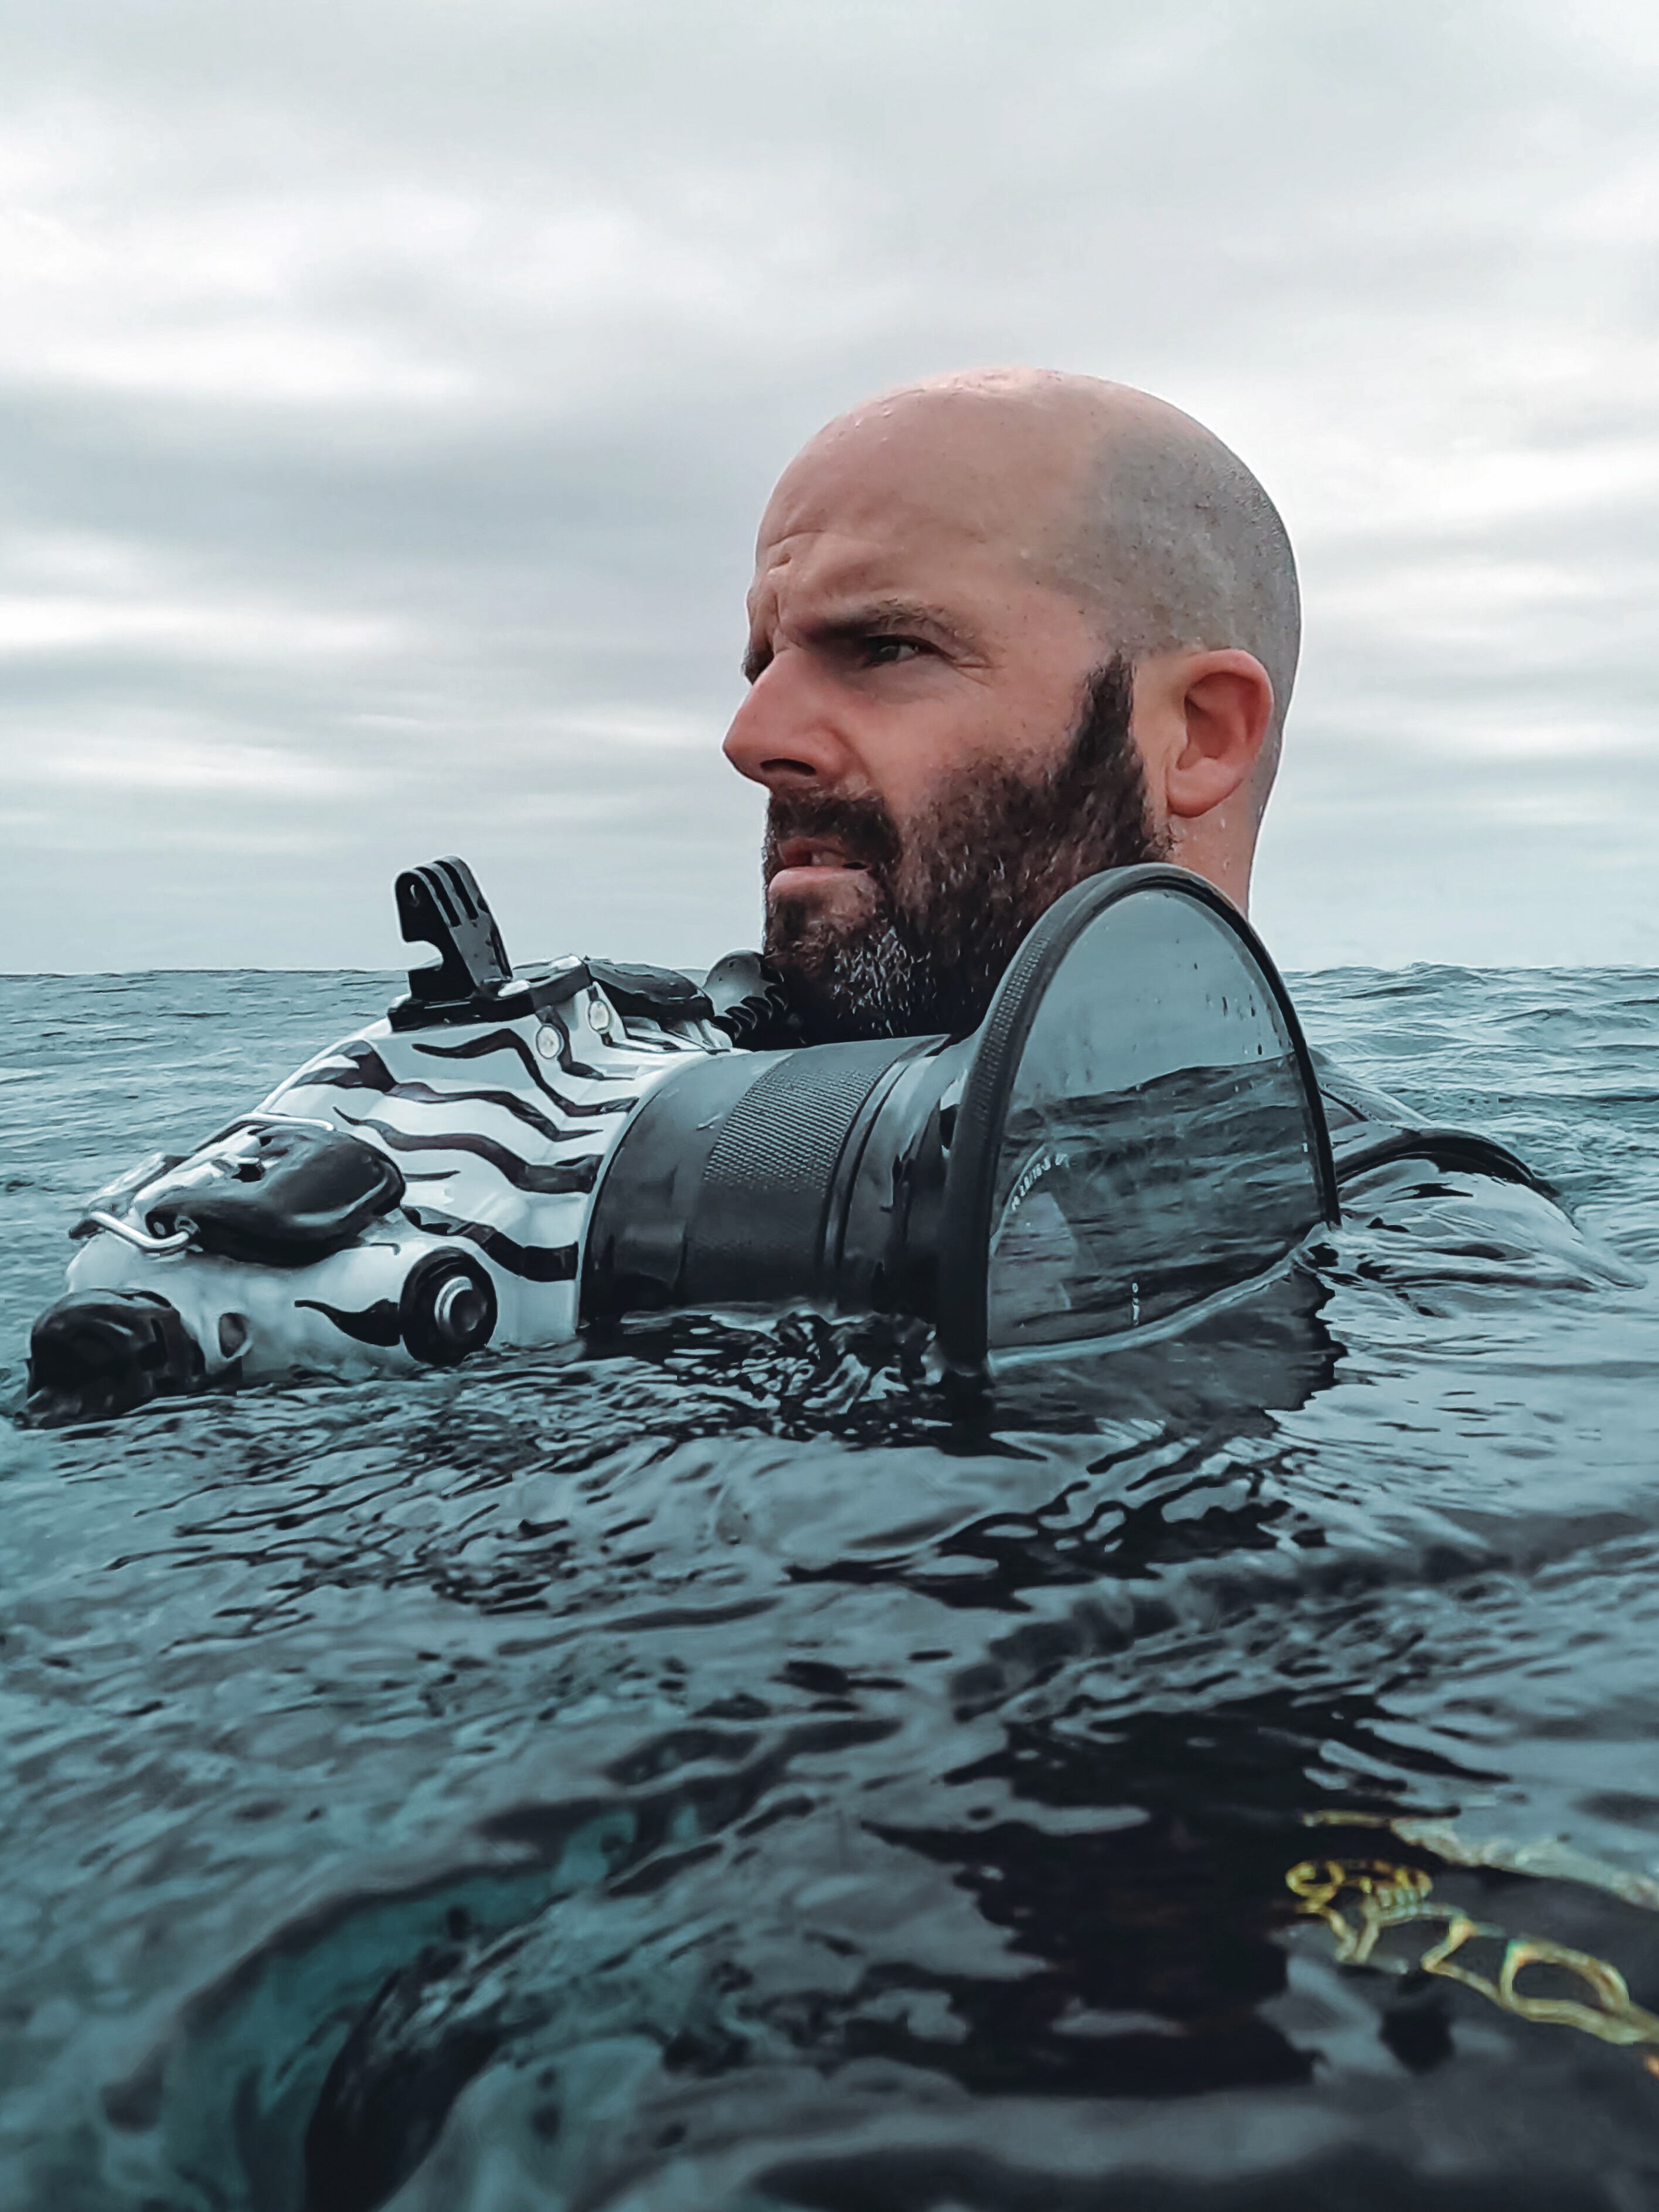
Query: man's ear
[[1160, 650, 1275, 821]]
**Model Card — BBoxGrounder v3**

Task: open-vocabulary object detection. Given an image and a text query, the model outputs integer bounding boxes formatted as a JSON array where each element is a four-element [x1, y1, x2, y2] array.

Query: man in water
[[723, 368, 1298, 1043]]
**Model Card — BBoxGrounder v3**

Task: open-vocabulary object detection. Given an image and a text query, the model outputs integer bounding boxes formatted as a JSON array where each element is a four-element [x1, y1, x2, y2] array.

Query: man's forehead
[[749, 516, 997, 603], [759, 464, 992, 560], [750, 454, 1078, 629], [760, 403, 1080, 549]]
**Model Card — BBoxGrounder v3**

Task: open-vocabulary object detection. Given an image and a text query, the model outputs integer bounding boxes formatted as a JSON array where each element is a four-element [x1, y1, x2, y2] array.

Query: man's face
[[722, 403, 1166, 1040]]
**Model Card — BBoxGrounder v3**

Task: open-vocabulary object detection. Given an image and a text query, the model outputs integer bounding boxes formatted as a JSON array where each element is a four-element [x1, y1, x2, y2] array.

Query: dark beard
[[763, 655, 1168, 1043]]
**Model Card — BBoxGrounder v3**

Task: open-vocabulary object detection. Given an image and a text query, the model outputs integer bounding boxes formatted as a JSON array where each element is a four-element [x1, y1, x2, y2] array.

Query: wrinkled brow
[[742, 597, 975, 682]]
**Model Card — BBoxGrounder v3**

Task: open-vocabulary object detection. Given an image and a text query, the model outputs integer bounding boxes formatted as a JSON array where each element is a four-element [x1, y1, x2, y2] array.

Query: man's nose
[[722, 655, 856, 792]]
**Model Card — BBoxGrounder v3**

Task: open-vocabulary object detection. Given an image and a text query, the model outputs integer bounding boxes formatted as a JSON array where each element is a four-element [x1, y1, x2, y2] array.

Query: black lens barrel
[[580, 1034, 960, 1325]]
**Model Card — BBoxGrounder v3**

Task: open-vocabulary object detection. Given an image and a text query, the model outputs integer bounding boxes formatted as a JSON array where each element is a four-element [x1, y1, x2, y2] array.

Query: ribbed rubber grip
[[686, 1040, 915, 1301]]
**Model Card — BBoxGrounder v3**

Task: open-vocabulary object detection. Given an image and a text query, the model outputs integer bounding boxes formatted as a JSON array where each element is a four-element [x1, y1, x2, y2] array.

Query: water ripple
[[4, 969, 1659, 2210]]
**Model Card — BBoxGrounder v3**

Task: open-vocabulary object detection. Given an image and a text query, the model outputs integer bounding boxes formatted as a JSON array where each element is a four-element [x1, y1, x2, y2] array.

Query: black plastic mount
[[703, 950, 798, 1048], [387, 857, 514, 1030]]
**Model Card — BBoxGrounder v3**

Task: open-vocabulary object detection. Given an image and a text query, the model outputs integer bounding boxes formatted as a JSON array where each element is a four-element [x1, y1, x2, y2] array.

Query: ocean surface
[[4, 964, 1659, 2211]]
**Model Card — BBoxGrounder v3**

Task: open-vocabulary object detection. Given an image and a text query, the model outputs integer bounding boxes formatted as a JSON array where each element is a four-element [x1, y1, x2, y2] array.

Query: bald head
[[783, 368, 1300, 780], [725, 368, 1296, 1037]]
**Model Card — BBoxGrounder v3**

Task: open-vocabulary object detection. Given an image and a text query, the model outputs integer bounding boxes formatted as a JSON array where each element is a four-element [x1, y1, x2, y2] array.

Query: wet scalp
[[1049, 384, 1301, 765], [824, 369, 1301, 782]]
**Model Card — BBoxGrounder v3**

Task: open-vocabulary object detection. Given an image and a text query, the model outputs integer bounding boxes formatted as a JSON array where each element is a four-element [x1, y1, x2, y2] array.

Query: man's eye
[[860, 635, 929, 667]]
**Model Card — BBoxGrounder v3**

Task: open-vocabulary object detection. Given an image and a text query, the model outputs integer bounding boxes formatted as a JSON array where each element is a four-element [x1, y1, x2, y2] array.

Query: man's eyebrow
[[743, 597, 975, 682], [814, 597, 971, 646]]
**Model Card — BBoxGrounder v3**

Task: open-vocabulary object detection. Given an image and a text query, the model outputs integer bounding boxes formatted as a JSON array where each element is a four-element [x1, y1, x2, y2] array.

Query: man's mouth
[[767, 836, 875, 896]]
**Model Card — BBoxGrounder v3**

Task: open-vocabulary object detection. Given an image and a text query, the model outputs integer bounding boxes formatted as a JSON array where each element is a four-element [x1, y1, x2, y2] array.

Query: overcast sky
[[1, 0, 1656, 975]]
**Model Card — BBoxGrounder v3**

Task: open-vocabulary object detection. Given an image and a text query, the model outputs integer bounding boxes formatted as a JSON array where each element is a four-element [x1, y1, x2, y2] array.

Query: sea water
[[3, 966, 1659, 2210]]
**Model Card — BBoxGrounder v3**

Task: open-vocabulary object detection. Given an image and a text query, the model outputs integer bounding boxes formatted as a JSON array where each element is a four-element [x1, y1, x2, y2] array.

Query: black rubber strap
[[1330, 1121, 1548, 1193]]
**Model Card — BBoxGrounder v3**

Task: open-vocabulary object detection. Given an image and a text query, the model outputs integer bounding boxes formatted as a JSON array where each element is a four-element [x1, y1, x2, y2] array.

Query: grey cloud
[[1, 0, 1656, 971]]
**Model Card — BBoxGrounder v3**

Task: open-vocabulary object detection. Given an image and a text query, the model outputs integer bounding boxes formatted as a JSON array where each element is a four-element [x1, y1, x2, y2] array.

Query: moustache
[[762, 789, 905, 887]]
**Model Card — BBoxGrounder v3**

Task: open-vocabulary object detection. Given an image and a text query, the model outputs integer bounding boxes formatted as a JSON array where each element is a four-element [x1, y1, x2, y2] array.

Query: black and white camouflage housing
[[29, 938, 734, 1422]]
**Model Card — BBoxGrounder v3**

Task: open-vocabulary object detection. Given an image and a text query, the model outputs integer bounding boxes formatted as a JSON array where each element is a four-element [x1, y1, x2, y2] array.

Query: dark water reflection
[[4, 969, 1659, 2208]]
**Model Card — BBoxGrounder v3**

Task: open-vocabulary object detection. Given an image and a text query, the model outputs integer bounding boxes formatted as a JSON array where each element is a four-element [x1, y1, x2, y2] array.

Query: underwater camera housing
[[582, 866, 1338, 1371], [25, 859, 1345, 1427]]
